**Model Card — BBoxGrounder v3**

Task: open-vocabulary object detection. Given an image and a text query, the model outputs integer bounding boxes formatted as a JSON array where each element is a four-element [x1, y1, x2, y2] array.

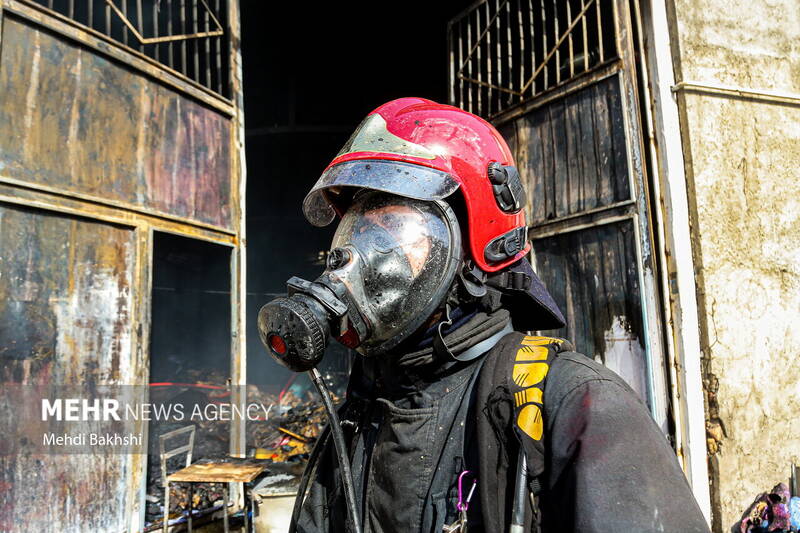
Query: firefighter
[[258, 98, 710, 532]]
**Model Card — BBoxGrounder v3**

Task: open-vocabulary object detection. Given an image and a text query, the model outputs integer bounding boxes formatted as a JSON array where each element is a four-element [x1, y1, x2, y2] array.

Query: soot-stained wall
[[668, 0, 800, 527]]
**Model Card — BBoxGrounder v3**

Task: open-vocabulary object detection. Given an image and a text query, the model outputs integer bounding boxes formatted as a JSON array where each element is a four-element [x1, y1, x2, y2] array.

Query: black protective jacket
[[295, 313, 710, 533]]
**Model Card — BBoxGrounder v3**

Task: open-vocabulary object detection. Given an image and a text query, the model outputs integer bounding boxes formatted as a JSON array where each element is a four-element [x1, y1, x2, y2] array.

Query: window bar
[[152, 0, 159, 62], [88, 0, 94, 28], [553, 0, 560, 84], [485, 0, 493, 116], [214, 0, 222, 94], [456, 20, 464, 109], [67, 0, 74, 21], [518, 0, 525, 104], [167, 0, 175, 69], [204, 2, 211, 88], [180, 0, 188, 76], [48, 0, 53, 9], [475, 8, 482, 114], [466, 17, 473, 113], [192, 0, 200, 83], [566, 0, 574, 78], [448, 22, 455, 105], [495, 0, 502, 111], [596, 0, 604, 62], [121, 0, 128, 47], [136, 0, 144, 53], [581, 0, 589, 70], [540, 0, 548, 90], [105, 0, 111, 39], [505, 0, 512, 107], [527, 0, 536, 96]]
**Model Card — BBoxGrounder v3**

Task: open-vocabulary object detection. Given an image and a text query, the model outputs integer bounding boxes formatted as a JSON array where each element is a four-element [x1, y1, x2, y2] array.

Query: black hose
[[509, 448, 527, 533], [308, 368, 363, 533], [288, 423, 330, 533]]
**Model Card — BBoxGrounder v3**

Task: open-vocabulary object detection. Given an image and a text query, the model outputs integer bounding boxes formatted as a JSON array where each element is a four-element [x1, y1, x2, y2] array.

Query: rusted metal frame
[[521, 0, 596, 94], [228, 0, 247, 472], [456, 0, 507, 72], [8, 1, 235, 113], [611, 0, 669, 430], [104, 0, 223, 44], [528, 207, 635, 240], [132, 224, 154, 532], [0, 179, 238, 244], [491, 57, 621, 124], [223, 0, 246, 516]]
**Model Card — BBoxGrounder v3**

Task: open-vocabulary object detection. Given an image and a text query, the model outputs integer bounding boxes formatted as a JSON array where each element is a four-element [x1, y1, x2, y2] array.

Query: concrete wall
[[667, 0, 800, 528]]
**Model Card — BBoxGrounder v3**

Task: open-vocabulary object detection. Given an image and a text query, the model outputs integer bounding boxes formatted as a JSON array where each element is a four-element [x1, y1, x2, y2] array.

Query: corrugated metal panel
[[0, 203, 137, 532], [0, 15, 233, 230]]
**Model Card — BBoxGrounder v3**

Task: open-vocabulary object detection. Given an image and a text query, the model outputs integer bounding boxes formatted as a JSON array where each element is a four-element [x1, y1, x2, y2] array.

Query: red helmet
[[303, 97, 529, 273]]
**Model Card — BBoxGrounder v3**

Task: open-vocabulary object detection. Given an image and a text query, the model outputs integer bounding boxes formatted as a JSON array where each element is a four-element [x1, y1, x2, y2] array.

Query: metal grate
[[449, 0, 617, 118], [29, 0, 231, 99]]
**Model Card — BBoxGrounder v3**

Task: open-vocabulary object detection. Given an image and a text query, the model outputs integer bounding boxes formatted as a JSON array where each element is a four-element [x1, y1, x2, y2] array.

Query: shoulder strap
[[475, 333, 571, 532]]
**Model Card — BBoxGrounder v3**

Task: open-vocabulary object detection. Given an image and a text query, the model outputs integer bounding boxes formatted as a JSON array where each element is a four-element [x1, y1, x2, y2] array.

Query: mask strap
[[433, 303, 456, 360], [433, 303, 514, 362], [454, 321, 513, 362]]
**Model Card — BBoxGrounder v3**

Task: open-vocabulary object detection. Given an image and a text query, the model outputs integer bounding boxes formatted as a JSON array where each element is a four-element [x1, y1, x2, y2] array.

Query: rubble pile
[[143, 372, 341, 527]]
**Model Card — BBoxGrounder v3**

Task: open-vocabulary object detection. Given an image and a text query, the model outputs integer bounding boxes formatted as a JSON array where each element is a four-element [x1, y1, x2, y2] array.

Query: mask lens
[[329, 191, 460, 351]]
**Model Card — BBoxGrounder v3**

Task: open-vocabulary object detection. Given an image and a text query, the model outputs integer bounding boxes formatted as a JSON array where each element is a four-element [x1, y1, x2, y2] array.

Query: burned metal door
[[0, 202, 141, 532], [448, 0, 669, 431]]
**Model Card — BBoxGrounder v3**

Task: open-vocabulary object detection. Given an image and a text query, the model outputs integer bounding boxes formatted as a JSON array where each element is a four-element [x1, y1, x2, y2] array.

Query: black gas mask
[[258, 191, 461, 372]]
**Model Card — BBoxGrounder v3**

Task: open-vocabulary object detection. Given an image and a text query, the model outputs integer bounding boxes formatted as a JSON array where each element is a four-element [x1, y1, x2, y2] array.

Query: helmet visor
[[303, 160, 460, 227]]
